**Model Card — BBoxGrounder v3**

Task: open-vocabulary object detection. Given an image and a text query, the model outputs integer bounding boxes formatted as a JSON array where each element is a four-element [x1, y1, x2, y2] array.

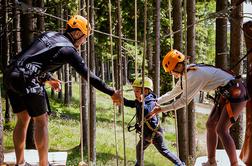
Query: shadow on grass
[[65, 145, 158, 166], [65, 145, 141, 166]]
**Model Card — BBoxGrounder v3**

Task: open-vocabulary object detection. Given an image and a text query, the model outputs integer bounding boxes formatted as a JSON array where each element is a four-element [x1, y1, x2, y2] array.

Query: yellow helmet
[[66, 15, 91, 36], [162, 49, 185, 73], [132, 77, 153, 91]]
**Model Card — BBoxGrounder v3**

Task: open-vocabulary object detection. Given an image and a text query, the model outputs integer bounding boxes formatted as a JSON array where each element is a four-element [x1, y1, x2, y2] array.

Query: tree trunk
[[36, 0, 44, 33], [0, 0, 9, 72], [57, 69, 63, 101], [240, 21, 252, 165], [101, 57, 105, 81], [89, 0, 96, 162], [80, 0, 88, 149], [69, 67, 72, 99], [0, 87, 4, 163], [1, 0, 11, 123], [12, 0, 21, 53], [216, 0, 228, 149], [172, 0, 188, 162], [153, 0, 160, 97], [215, 0, 228, 69], [123, 55, 127, 84], [57, 2, 63, 100], [64, 64, 70, 106], [21, 0, 34, 48], [63, 5, 70, 106], [187, 0, 196, 163], [229, 0, 243, 149], [147, 7, 153, 78]]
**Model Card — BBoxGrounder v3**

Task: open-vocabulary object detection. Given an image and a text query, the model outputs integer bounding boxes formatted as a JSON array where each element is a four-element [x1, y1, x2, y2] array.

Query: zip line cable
[[12, 0, 139, 43], [161, 0, 247, 39], [2, 0, 251, 43]]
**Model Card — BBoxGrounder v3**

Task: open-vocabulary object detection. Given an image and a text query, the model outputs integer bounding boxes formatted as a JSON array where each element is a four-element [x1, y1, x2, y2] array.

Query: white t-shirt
[[157, 65, 234, 112]]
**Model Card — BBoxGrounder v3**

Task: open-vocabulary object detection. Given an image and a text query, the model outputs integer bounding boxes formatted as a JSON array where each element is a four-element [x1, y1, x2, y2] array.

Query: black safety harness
[[127, 113, 161, 143]]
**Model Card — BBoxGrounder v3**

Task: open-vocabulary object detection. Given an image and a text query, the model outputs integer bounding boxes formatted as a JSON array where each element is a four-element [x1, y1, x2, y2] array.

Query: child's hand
[[111, 90, 122, 106], [145, 106, 161, 120], [46, 79, 62, 92]]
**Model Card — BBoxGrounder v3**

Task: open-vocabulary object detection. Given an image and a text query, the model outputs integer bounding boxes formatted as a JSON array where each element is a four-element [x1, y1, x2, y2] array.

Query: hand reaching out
[[111, 90, 122, 106], [145, 105, 162, 120], [46, 79, 62, 92]]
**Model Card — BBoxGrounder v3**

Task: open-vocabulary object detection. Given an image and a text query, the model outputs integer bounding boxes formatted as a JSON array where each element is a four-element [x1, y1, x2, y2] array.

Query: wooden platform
[[3, 150, 67, 166], [195, 150, 245, 166]]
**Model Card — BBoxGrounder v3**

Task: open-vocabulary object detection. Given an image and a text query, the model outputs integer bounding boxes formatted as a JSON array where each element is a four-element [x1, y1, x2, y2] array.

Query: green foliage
[[195, 1, 216, 65]]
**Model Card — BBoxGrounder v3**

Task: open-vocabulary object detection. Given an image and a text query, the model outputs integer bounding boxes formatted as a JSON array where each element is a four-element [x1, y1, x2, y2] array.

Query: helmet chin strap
[[179, 65, 185, 90], [68, 32, 85, 44]]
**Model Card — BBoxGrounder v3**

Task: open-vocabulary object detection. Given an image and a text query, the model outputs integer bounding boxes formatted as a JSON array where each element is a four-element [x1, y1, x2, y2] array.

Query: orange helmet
[[66, 15, 91, 36], [162, 49, 185, 73]]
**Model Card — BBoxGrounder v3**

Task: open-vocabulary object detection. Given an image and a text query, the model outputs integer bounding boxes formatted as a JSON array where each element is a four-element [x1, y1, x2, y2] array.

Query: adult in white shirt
[[147, 50, 248, 166]]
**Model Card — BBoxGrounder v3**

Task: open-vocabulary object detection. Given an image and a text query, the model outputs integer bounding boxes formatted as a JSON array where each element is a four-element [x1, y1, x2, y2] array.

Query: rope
[[115, 0, 126, 165], [134, 0, 138, 150], [140, 0, 147, 165], [167, 0, 180, 158], [108, 0, 119, 165], [86, 0, 91, 165], [135, 0, 138, 79], [161, 1, 245, 40], [11, 0, 139, 43], [3, 0, 251, 44]]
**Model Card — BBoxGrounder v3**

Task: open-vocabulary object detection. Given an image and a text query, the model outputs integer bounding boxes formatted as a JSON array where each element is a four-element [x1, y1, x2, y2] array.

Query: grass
[[2, 82, 209, 166]]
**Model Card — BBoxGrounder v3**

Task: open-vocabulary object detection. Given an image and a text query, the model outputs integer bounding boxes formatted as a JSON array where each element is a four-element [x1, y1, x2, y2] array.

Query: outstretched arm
[[157, 79, 183, 105], [123, 98, 136, 108], [62, 47, 122, 104]]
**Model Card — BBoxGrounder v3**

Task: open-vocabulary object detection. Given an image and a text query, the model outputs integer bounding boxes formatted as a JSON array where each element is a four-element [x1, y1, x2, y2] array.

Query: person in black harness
[[124, 77, 185, 166], [3, 15, 121, 166]]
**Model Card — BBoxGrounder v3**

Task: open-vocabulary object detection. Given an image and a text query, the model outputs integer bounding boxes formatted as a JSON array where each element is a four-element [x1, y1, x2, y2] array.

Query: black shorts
[[4, 66, 49, 117], [7, 90, 48, 117]]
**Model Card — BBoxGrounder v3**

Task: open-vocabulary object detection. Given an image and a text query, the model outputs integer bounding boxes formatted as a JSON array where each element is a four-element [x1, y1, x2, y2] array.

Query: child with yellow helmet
[[147, 49, 248, 166], [124, 77, 185, 166]]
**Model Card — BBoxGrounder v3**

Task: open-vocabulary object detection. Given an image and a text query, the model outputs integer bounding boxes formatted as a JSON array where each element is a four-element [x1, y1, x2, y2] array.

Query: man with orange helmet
[[147, 49, 248, 166], [4, 15, 121, 166]]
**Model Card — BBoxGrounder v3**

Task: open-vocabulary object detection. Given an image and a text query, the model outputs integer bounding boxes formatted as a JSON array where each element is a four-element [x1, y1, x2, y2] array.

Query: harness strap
[[145, 120, 160, 132], [225, 101, 236, 124], [144, 120, 161, 143]]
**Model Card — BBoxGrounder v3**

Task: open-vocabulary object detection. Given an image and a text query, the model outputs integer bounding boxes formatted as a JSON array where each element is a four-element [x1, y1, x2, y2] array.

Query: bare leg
[[216, 101, 246, 166], [205, 104, 223, 164], [33, 113, 48, 166], [14, 111, 31, 164]]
